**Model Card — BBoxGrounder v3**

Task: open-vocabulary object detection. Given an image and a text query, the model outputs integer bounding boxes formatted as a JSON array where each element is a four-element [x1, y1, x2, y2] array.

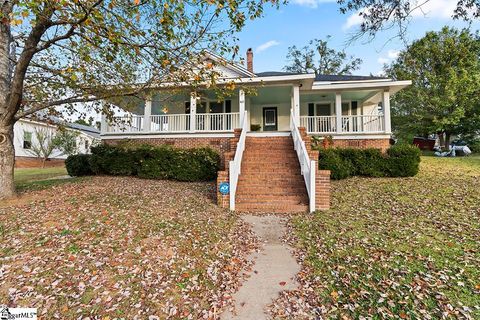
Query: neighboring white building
[[14, 118, 100, 163]]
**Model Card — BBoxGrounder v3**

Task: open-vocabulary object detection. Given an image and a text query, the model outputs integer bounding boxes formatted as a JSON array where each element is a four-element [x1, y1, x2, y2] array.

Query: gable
[[203, 52, 255, 79]]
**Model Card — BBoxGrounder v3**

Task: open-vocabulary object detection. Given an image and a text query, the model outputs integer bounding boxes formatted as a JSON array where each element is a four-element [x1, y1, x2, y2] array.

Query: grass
[[275, 155, 480, 319], [0, 176, 256, 318], [13, 167, 83, 192]]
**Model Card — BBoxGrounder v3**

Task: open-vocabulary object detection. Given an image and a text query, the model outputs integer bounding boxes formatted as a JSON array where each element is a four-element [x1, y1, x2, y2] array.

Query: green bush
[[386, 144, 421, 177], [65, 154, 93, 177], [80, 143, 220, 182], [318, 144, 420, 180]]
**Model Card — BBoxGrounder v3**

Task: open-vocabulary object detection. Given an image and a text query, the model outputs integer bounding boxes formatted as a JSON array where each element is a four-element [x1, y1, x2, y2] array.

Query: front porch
[[101, 86, 392, 138]]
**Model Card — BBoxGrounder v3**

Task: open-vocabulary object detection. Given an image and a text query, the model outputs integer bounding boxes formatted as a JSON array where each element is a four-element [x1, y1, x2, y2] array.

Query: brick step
[[240, 169, 301, 174], [238, 174, 304, 180], [235, 204, 309, 213], [235, 194, 308, 203]]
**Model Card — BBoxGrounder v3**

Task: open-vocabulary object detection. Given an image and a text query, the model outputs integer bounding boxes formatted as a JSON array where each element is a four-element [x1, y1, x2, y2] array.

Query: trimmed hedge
[[318, 144, 420, 180], [65, 144, 220, 182], [65, 154, 93, 177]]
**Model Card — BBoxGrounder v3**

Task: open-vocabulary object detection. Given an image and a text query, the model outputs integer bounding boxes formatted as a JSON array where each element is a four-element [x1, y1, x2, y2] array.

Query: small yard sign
[[219, 182, 229, 195]]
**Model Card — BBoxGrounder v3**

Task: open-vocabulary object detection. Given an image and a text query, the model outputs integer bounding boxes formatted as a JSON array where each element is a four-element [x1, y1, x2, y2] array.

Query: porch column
[[335, 92, 342, 133], [382, 89, 391, 133], [189, 92, 197, 133], [239, 89, 245, 127], [100, 113, 107, 134], [143, 97, 152, 132], [292, 85, 300, 125]]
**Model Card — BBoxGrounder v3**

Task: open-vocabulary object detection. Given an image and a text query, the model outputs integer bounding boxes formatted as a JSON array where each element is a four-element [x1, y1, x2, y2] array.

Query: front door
[[263, 107, 278, 131]]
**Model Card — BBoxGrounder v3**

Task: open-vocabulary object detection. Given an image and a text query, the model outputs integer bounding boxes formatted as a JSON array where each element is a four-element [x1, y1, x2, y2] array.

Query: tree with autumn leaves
[[0, 0, 282, 198]]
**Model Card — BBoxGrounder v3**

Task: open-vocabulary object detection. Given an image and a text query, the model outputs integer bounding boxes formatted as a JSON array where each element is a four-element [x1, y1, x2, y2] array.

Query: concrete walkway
[[221, 215, 300, 320]]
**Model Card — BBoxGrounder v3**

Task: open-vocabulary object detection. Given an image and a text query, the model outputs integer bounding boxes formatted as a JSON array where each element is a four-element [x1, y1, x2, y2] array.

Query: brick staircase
[[235, 136, 309, 213]]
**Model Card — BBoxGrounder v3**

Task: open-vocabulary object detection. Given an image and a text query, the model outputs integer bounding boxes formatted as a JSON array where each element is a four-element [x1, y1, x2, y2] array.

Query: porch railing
[[104, 115, 144, 133], [341, 115, 384, 133], [291, 109, 316, 213], [196, 112, 239, 132], [150, 114, 190, 132], [300, 116, 336, 133], [300, 115, 385, 134], [229, 111, 248, 211]]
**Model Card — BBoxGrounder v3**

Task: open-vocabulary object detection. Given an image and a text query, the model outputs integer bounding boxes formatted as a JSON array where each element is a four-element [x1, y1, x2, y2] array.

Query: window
[[209, 101, 223, 113], [342, 102, 350, 115], [315, 103, 331, 116], [84, 140, 89, 150], [23, 131, 32, 149]]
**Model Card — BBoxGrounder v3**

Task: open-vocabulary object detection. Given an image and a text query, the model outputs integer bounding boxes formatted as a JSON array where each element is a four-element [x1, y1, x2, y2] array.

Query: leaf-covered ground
[[271, 156, 480, 319], [0, 177, 257, 319]]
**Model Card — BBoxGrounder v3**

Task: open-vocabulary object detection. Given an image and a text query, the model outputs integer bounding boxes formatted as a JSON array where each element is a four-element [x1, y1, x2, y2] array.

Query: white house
[[14, 118, 100, 168], [99, 49, 411, 213]]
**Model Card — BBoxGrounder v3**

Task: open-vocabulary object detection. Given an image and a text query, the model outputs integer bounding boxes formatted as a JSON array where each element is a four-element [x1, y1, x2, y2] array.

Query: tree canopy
[[284, 37, 362, 75], [0, 0, 281, 198], [386, 27, 480, 145]]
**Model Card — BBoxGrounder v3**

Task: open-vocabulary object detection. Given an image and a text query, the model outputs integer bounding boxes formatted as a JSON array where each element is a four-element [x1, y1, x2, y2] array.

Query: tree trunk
[[445, 132, 451, 149], [0, 122, 15, 199], [0, 4, 15, 199], [438, 132, 445, 149]]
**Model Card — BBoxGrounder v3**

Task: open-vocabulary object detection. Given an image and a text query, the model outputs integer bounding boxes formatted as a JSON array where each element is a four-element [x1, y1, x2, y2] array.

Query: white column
[[239, 89, 245, 127], [382, 89, 391, 133], [143, 97, 152, 132], [100, 113, 107, 134], [292, 85, 300, 125], [335, 92, 342, 133], [189, 92, 197, 133]]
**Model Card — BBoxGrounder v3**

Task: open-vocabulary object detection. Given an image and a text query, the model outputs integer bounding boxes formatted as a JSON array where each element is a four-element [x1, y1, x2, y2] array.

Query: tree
[[52, 129, 79, 156], [284, 37, 362, 75], [385, 27, 480, 147], [336, 0, 480, 40], [0, 0, 281, 198], [26, 127, 58, 168]]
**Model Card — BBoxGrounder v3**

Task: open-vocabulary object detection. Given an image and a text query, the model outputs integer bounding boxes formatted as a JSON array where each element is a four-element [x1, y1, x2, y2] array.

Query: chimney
[[246, 48, 253, 73]]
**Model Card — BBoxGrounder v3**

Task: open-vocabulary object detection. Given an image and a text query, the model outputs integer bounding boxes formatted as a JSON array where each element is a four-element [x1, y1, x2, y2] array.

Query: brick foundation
[[105, 137, 233, 170], [330, 138, 391, 152], [15, 157, 65, 168], [299, 127, 331, 211]]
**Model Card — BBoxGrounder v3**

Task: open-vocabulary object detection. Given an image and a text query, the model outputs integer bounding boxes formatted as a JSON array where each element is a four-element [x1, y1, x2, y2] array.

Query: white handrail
[[229, 110, 248, 211], [291, 109, 316, 213]]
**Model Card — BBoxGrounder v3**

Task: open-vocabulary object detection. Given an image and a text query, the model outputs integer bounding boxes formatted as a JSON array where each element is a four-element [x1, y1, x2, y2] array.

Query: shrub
[[86, 143, 220, 182], [318, 144, 420, 180], [65, 154, 93, 177], [90, 144, 136, 176], [386, 144, 421, 177]]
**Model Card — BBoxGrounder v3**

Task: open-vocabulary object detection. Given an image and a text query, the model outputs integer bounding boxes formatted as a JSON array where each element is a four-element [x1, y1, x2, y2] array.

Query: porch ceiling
[[249, 86, 291, 104], [300, 90, 380, 103]]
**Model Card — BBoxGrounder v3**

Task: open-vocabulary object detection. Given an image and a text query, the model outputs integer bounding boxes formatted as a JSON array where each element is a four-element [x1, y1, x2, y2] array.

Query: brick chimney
[[246, 48, 253, 73]]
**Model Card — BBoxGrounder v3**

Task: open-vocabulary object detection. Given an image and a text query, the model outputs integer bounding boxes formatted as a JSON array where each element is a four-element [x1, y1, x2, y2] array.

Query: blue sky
[[235, 0, 479, 75]]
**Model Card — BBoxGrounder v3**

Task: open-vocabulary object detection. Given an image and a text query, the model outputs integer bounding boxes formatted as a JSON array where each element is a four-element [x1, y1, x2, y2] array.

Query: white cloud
[[256, 40, 280, 53], [290, 0, 335, 9], [387, 49, 400, 59], [343, 0, 458, 30], [377, 57, 390, 65], [377, 49, 401, 66]]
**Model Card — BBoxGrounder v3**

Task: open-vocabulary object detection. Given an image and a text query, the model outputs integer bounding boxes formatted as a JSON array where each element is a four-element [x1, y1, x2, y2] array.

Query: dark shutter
[[185, 102, 191, 114], [225, 100, 232, 113], [352, 101, 358, 114], [308, 103, 315, 116]]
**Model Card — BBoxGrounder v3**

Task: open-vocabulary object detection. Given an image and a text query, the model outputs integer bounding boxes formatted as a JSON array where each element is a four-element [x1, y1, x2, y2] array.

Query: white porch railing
[[300, 116, 336, 133], [104, 115, 144, 133], [291, 110, 316, 213], [229, 111, 248, 211], [196, 112, 239, 132], [300, 115, 385, 134], [341, 115, 384, 133], [150, 114, 190, 132]]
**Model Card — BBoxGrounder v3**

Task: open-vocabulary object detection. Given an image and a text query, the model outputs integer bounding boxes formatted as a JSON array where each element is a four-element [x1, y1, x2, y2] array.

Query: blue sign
[[219, 182, 230, 195]]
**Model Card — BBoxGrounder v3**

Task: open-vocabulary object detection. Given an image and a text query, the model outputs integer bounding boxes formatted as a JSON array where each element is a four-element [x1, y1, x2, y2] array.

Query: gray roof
[[255, 71, 389, 82], [65, 122, 100, 138]]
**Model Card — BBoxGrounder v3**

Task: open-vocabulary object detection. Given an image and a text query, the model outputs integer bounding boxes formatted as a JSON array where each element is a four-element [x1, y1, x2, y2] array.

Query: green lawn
[[14, 166, 68, 183], [273, 156, 480, 319], [13, 167, 77, 192]]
